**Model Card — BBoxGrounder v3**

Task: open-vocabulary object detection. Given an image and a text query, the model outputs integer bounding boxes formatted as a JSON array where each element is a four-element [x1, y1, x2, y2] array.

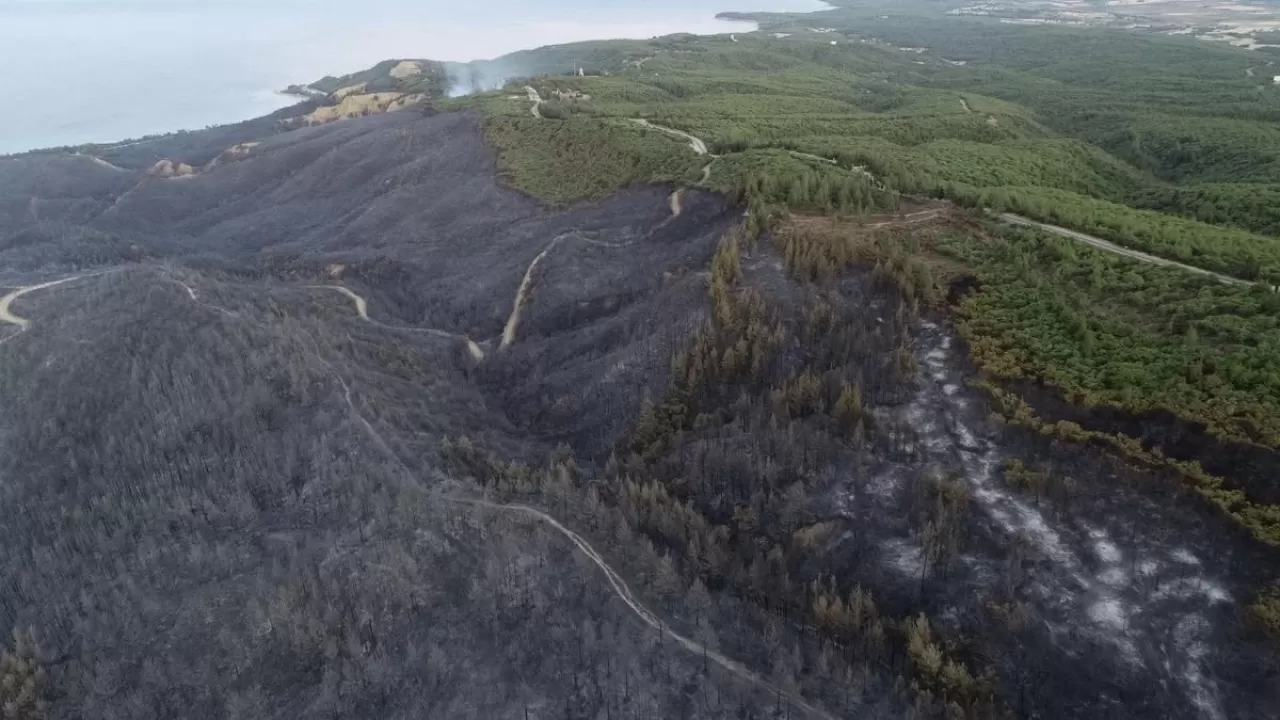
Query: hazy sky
[[0, 0, 829, 152]]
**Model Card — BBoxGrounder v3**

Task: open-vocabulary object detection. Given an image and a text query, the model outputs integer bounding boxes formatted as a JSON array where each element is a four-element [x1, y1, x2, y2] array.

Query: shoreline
[[3, 1, 833, 156]]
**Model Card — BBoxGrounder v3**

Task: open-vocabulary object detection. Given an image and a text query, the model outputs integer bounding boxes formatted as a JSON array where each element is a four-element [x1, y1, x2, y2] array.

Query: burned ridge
[[0, 109, 1275, 719]]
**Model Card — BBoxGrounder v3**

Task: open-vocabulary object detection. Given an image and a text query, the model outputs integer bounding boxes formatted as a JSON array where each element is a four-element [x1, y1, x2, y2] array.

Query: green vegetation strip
[[939, 224, 1280, 446]]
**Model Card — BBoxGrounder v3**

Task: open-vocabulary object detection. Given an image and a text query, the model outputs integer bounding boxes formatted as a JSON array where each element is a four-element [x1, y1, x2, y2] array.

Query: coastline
[[2, 1, 833, 156]]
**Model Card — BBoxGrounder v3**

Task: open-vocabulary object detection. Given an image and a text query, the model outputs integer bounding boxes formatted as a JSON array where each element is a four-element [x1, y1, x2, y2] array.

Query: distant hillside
[[294, 58, 450, 97]]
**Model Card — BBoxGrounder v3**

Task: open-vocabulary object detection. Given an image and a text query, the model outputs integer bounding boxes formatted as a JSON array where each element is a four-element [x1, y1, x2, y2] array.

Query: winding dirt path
[[0, 272, 110, 332], [161, 274, 243, 319], [630, 119, 710, 155], [783, 149, 884, 190], [526, 86, 544, 119], [327, 367, 836, 720], [959, 97, 973, 113], [517, 105, 740, 196], [1000, 214, 1254, 287], [499, 232, 636, 351], [176, 280, 198, 301], [501, 233, 574, 350], [317, 284, 370, 320], [457, 498, 839, 720], [787, 149, 837, 167], [312, 285, 485, 361], [866, 208, 945, 229], [669, 189, 684, 218], [77, 154, 126, 172]]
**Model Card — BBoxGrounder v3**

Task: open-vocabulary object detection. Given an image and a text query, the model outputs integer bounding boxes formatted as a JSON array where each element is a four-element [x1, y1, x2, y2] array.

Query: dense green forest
[[456, 7, 1280, 251]]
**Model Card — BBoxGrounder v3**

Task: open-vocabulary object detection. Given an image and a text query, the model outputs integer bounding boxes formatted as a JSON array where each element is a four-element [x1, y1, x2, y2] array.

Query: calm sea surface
[[0, 0, 827, 153]]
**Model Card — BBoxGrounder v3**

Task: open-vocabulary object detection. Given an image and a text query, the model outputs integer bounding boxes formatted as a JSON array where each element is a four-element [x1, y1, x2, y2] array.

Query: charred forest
[[0, 93, 1276, 720]]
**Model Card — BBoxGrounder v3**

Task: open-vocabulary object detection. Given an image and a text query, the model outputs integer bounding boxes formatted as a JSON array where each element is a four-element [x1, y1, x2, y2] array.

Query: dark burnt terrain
[[0, 109, 1275, 719]]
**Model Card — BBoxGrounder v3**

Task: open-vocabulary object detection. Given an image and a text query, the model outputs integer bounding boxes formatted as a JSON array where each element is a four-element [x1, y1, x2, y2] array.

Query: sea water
[[0, 0, 828, 154]]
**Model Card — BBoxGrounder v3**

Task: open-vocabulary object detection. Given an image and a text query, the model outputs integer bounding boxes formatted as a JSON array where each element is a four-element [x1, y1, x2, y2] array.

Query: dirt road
[[0, 273, 106, 331], [528, 107, 719, 186], [458, 497, 839, 720], [314, 285, 485, 361], [1000, 214, 1253, 286], [630, 119, 710, 155], [525, 86, 544, 119], [78, 154, 126, 172], [318, 284, 370, 320], [785, 149, 884, 189], [499, 232, 636, 350], [176, 280, 198, 301], [329, 364, 836, 720], [501, 233, 574, 350], [867, 208, 945, 229], [787, 149, 837, 166]]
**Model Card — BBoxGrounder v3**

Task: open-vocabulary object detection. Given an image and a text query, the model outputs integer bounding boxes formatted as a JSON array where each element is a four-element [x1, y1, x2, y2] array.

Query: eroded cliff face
[[0, 108, 1275, 720], [277, 58, 450, 129]]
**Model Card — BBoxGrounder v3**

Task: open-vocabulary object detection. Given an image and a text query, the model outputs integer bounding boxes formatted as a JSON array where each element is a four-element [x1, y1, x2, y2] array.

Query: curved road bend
[[330, 369, 838, 720], [166, 277, 242, 319], [500, 232, 577, 350], [1000, 213, 1253, 287], [525, 86, 544, 118], [499, 232, 636, 351], [312, 285, 486, 361], [669, 189, 684, 218], [0, 270, 119, 334], [455, 497, 840, 720], [629, 119, 710, 156]]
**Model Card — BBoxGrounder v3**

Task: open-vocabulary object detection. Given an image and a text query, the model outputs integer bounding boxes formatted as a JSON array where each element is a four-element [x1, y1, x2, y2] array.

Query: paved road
[[1000, 213, 1253, 287]]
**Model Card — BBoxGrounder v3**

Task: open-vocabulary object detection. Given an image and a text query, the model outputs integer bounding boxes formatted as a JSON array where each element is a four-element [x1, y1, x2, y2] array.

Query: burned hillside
[[0, 105, 1276, 720]]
